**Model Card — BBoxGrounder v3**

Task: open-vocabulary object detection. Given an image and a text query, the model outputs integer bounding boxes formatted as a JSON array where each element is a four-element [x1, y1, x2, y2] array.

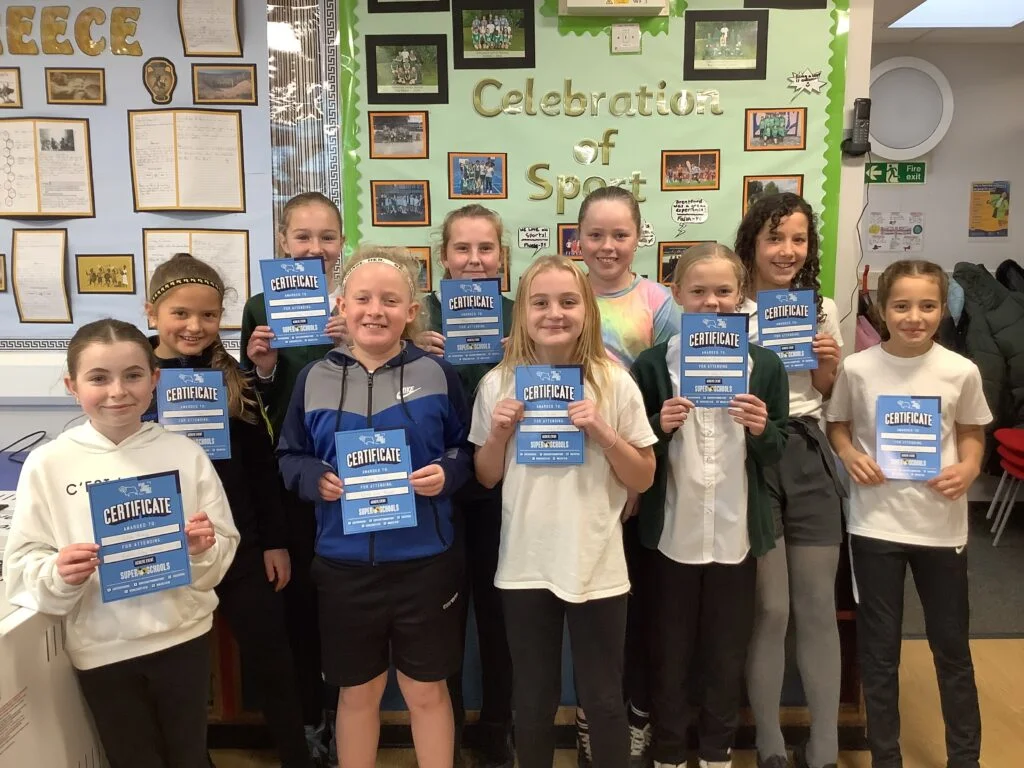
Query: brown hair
[[279, 191, 343, 237], [875, 259, 949, 341], [68, 319, 157, 379], [340, 245, 424, 340], [499, 255, 611, 404], [437, 204, 506, 279], [671, 241, 746, 299], [576, 185, 642, 234], [147, 253, 258, 423]]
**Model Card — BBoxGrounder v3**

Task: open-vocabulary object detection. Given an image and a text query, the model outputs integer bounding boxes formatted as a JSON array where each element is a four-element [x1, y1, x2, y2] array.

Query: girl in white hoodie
[[3, 318, 239, 768]]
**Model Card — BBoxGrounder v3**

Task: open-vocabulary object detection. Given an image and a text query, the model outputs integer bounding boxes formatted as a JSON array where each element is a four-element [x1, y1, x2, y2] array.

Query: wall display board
[[340, 0, 850, 298]]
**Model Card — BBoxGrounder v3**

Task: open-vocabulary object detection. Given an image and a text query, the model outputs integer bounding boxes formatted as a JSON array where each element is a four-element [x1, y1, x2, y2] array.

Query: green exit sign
[[865, 162, 927, 184]]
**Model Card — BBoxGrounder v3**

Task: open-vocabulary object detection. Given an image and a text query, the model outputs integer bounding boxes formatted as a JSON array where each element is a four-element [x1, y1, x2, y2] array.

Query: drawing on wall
[[684, 10, 769, 81], [661, 150, 721, 191], [406, 246, 433, 290], [368, 111, 429, 159], [75, 254, 137, 294], [0, 68, 23, 109], [193, 64, 257, 105], [371, 180, 431, 226], [742, 175, 804, 215], [143, 58, 178, 105], [448, 152, 507, 199], [452, 0, 536, 69], [366, 35, 449, 105], [745, 107, 807, 151], [45, 69, 106, 106]]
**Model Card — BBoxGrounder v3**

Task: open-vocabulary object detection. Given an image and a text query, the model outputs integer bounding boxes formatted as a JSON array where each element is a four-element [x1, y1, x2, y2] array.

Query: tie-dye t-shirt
[[595, 275, 680, 368]]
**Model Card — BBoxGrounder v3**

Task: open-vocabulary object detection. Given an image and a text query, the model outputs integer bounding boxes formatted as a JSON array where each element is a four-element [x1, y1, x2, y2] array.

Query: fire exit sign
[[865, 162, 927, 184]]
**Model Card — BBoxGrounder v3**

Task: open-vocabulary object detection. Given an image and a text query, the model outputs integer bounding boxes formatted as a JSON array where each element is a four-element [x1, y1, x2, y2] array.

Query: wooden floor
[[212, 639, 1023, 768]]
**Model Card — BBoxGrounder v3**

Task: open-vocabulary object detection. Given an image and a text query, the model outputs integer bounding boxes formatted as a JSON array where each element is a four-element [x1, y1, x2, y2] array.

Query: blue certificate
[[87, 471, 191, 603], [876, 395, 942, 481], [515, 365, 584, 465], [335, 429, 417, 535], [757, 289, 818, 372], [680, 313, 749, 408], [440, 278, 504, 365], [156, 369, 231, 460], [260, 258, 331, 349]]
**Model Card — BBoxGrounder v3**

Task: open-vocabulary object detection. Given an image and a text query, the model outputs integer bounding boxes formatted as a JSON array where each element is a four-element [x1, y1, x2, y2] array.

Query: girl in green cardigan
[[630, 243, 788, 768]]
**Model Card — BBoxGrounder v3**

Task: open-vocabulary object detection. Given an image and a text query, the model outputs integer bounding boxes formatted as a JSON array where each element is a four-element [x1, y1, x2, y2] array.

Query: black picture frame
[[684, 9, 769, 82], [744, 1, 826, 9], [368, 0, 450, 14], [365, 34, 449, 106], [451, 0, 536, 70]]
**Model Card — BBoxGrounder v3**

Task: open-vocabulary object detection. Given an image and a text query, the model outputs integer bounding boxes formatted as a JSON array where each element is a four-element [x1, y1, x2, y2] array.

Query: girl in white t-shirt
[[826, 259, 991, 768], [735, 192, 845, 768], [471, 255, 658, 768]]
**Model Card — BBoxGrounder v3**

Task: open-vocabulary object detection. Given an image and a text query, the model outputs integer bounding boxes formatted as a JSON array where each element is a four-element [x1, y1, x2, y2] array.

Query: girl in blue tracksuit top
[[277, 246, 472, 768]]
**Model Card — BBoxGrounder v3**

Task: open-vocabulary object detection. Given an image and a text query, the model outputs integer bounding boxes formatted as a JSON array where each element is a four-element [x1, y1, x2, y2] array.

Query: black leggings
[[502, 589, 628, 768]]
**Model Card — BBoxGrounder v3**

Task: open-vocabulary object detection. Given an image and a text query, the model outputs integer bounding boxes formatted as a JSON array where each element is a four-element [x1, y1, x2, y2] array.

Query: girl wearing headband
[[277, 246, 473, 768]]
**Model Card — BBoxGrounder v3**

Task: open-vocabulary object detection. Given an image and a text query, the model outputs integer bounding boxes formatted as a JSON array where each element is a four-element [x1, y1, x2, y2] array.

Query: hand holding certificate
[[757, 289, 817, 371], [680, 313, 749, 408], [515, 365, 584, 464], [875, 395, 942, 481], [440, 278, 504, 365], [260, 258, 332, 348], [335, 429, 417, 534]]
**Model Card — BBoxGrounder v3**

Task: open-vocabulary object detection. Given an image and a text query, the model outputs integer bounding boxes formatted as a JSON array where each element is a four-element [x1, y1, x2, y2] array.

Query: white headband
[[341, 257, 416, 292]]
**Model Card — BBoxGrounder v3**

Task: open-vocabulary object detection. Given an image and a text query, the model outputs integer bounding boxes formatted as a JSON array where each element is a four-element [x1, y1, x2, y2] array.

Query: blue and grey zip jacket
[[276, 342, 473, 564]]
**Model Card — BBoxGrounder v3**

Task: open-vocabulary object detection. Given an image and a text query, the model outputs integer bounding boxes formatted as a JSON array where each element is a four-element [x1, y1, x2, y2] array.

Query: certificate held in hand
[[260, 258, 332, 349], [335, 429, 417, 535], [757, 289, 817, 372], [440, 278, 504, 365], [680, 313, 749, 408], [876, 395, 942, 481], [156, 369, 231, 460], [515, 365, 584, 465], [88, 471, 191, 603]]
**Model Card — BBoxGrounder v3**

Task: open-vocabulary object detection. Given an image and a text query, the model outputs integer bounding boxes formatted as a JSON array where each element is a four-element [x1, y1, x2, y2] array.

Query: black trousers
[[851, 535, 981, 768], [217, 550, 312, 768], [623, 514, 653, 713], [648, 550, 756, 765], [502, 589, 629, 768], [76, 632, 211, 768]]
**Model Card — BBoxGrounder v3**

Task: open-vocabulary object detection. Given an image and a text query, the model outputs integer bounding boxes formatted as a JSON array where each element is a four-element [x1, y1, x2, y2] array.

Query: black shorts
[[311, 546, 464, 687]]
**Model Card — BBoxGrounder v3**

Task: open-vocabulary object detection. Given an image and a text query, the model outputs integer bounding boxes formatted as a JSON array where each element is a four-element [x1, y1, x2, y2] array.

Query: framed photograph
[[369, 0, 449, 14], [75, 254, 136, 295], [368, 111, 429, 159], [371, 180, 431, 226], [745, 107, 807, 151], [558, 223, 583, 260], [0, 254, 6, 292], [658, 241, 716, 286], [742, 174, 805, 216], [44, 68, 105, 105], [744, 1, 826, 8], [406, 246, 433, 291], [192, 64, 257, 105], [0, 68, 22, 109], [448, 152, 507, 199], [366, 34, 449, 105], [500, 247, 511, 291], [684, 10, 769, 81], [661, 150, 721, 191], [452, 0, 536, 70]]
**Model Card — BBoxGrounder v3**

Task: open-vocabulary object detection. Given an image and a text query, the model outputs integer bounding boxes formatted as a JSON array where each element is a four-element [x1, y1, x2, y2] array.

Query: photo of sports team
[[449, 153, 507, 199], [461, 9, 526, 58], [374, 45, 440, 93], [745, 108, 807, 150], [661, 150, 721, 191], [693, 19, 760, 69]]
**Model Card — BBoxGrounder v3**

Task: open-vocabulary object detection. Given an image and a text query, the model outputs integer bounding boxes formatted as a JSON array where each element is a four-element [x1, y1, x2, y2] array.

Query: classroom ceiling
[[873, 0, 1024, 44]]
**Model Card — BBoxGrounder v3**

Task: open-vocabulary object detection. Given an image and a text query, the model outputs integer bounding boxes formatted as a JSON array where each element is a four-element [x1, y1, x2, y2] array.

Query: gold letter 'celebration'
[[1, 5, 142, 55]]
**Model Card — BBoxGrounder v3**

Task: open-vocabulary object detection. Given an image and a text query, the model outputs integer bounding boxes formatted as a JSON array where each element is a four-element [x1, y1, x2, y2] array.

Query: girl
[[277, 246, 473, 768], [631, 243, 788, 768], [241, 190, 346, 755], [3, 319, 239, 768], [826, 260, 990, 768], [145, 253, 315, 768], [416, 205, 516, 768], [735, 192, 846, 768], [471, 255, 658, 768], [577, 185, 679, 766]]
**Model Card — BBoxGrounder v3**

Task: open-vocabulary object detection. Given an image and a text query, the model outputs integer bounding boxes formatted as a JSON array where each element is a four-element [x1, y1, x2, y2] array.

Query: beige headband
[[149, 277, 223, 304], [341, 257, 416, 292]]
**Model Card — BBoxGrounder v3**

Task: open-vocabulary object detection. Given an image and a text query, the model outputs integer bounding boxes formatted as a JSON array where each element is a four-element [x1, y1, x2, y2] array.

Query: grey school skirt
[[764, 416, 846, 546]]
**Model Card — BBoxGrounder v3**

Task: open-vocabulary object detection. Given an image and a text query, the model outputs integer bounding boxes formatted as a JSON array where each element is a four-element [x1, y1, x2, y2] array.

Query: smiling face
[[753, 212, 809, 291], [882, 275, 942, 355], [525, 267, 586, 362], [339, 262, 419, 360], [65, 341, 159, 444], [579, 199, 639, 292], [147, 283, 223, 359], [279, 202, 344, 276], [672, 256, 742, 314], [441, 215, 501, 279]]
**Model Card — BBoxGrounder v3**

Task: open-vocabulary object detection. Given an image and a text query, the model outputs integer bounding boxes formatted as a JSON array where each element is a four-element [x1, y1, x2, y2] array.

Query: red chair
[[987, 428, 1024, 546]]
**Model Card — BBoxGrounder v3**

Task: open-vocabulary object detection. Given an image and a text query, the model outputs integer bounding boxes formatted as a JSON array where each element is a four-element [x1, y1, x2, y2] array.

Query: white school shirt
[[826, 343, 992, 547], [742, 295, 843, 421], [661, 335, 750, 564], [469, 364, 658, 602]]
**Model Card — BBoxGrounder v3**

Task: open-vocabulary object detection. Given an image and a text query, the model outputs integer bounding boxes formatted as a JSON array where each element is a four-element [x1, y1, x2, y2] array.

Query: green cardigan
[[630, 341, 789, 558], [240, 293, 335, 440]]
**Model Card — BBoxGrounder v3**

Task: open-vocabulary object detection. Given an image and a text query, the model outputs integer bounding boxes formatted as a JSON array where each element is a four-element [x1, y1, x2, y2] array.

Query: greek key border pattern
[[0, 338, 241, 352], [322, 0, 343, 209]]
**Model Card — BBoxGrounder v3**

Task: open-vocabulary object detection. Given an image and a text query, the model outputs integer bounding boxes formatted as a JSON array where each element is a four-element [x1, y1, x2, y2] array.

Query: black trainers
[[628, 719, 652, 768], [792, 743, 836, 768], [474, 721, 514, 768], [576, 713, 593, 768]]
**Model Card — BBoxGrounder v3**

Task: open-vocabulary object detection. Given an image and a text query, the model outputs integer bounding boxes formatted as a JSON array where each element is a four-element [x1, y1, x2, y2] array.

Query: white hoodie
[[3, 421, 239, 670]]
